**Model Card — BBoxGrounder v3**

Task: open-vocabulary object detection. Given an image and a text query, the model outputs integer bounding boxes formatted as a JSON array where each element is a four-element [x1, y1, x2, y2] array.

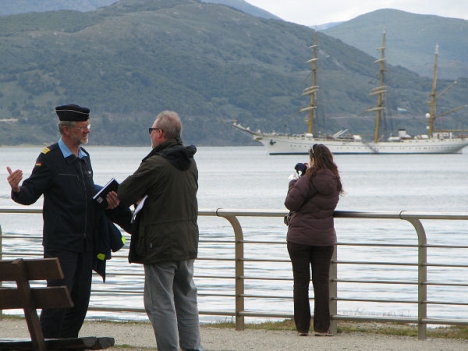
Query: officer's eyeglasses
[[75, 124, 91, 132]]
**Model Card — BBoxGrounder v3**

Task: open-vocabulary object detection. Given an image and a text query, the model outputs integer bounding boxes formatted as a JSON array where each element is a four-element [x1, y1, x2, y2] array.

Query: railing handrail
[[1, 207, 468, 340], [2, 206, 468, 219]]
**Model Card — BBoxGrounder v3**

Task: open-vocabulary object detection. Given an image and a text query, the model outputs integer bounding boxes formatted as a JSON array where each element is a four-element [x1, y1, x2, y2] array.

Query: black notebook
[[93, 178, 119, 209]]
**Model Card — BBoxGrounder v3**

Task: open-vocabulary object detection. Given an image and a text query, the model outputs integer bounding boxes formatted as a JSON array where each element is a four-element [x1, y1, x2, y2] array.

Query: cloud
[[245, 0, 468, 26]]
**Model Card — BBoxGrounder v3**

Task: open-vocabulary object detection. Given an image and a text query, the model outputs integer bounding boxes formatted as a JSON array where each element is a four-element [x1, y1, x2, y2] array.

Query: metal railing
[[1, 207, 468, 340]]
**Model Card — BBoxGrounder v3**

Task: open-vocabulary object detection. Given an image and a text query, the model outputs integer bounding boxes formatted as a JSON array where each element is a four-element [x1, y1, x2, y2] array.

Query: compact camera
[[288, 162, 308, 180], [294, 163, 307, 177]]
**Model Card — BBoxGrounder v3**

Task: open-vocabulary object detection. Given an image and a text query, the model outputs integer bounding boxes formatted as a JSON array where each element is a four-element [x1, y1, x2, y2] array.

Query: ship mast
[[426, 44, 466, 136], [427, 44, 439, 136], [300, 30, 319, 135], [367, 29, 387, 143]]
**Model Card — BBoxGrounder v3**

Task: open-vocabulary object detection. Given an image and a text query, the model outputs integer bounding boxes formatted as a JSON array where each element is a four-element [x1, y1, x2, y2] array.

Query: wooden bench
[[0, 258, 115, 350]]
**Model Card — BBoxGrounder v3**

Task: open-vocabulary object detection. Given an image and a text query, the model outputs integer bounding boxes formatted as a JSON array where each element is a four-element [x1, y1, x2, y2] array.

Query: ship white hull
[[253, 134, 468, 155]]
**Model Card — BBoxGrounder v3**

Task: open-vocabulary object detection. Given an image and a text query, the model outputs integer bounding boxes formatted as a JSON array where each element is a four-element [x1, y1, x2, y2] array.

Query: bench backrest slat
[[0, 286, 73, 310], [0, 258, 64, 281]]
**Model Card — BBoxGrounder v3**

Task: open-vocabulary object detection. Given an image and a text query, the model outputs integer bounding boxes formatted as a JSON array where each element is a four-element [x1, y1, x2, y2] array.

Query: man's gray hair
[[58, 121, 76, 135], [155, 110, 182, 139]]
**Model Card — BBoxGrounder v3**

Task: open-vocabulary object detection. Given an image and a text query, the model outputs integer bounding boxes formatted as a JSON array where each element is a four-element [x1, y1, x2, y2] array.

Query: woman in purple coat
[[284, 144, 343, 336]]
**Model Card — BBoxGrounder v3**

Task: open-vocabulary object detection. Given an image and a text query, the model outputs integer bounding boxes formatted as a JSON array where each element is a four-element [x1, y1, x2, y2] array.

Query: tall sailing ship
[[232, 31, 468, 155]]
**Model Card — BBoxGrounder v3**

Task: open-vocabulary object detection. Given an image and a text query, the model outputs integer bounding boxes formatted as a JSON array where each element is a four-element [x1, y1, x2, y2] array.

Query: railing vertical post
[[403, 216, 428, 340], [221, 214, 245, 331], [329, 243, 338, 334]]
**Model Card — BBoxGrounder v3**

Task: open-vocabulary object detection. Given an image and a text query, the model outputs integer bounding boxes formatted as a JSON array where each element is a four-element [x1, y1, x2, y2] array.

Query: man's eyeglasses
[[149, 127, 163, 134], [75, 124, 91, 132]]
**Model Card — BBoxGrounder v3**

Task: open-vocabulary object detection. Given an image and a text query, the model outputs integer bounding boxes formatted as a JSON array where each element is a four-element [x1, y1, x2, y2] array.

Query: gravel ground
[[1, 318, 467, 351]]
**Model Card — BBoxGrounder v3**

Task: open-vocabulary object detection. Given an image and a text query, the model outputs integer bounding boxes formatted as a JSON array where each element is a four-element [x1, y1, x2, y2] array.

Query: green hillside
[[0, 1, 467, 146], [324, 9, 468, 80]]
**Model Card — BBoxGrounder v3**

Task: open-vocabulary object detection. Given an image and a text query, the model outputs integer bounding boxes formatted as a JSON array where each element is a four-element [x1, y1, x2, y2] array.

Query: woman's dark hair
[[306, 144, 343, 194]]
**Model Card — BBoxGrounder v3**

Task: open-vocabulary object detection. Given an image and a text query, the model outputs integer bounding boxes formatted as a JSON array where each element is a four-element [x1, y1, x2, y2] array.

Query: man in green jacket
[[116, 110, 204, 351]]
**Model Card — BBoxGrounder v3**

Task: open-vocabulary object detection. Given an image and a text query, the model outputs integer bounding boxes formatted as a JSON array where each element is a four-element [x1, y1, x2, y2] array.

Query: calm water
[[1, 145, 468, 322]]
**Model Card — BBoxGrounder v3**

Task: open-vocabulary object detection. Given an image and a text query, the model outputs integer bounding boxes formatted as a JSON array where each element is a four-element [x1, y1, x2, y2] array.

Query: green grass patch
[[205, 318, 468, 339]]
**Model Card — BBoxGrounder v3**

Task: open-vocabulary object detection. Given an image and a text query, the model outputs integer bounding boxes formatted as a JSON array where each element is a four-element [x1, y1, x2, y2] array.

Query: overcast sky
[[244, 0, 468, 26]]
